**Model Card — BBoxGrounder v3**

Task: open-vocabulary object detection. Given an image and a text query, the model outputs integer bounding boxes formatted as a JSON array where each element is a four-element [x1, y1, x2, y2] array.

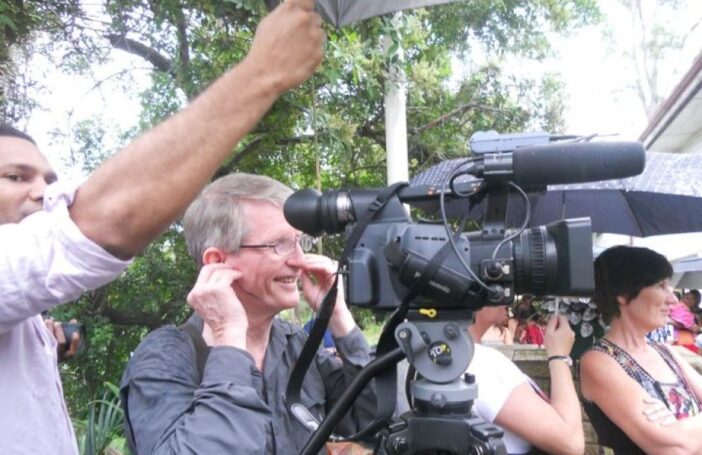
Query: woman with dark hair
[[580, 246, 702, 454]]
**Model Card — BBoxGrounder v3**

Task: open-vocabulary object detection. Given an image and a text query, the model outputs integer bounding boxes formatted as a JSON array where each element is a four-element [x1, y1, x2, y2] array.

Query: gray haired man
[[121, 173, 376, 454]]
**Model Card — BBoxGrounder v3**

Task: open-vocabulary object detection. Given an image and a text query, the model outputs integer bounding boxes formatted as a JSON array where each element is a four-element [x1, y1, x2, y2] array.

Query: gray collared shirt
[[121, 317, 376, 454]]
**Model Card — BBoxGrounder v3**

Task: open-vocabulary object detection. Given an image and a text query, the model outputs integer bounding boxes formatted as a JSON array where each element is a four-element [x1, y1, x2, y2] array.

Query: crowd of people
[[2, 1, 702, 454], [483, 289, 702, 354]]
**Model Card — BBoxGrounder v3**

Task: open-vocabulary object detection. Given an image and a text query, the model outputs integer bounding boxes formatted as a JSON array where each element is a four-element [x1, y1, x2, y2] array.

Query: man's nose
[[285, 241, 306, 265], [29, 178, 48, 202]]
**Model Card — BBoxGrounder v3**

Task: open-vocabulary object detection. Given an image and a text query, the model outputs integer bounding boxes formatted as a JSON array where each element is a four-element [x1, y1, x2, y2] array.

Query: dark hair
[[0, 123, 36, 145], [685, 289, 701, 305], [593, 246, 672, 323]]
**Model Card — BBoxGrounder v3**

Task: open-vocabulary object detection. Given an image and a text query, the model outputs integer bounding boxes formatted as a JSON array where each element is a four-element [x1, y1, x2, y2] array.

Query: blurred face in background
[[682, 292, 697, 309], [476, 305, 509, 327]]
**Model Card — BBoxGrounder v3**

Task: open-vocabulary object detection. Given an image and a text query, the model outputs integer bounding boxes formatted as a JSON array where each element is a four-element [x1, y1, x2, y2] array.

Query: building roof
[[639, 48, 702, 153]]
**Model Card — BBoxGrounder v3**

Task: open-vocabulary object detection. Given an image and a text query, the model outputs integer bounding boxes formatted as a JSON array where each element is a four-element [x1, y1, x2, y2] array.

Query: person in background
[[670, 290, 700, 354], [481, 305, 516, 345], [521, 314, 546, 346], [464, 305, 585, 455], [682, 289, 702, 322], [580, 246, 702, 454], [513, 294, 536, 343]]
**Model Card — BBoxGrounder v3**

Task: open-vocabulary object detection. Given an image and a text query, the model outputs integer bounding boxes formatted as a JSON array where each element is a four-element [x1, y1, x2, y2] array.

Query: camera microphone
[[503, 141, 645, 188]]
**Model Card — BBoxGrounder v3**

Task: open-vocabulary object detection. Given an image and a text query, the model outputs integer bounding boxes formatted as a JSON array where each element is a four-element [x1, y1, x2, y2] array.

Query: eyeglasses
[[239, 234, 317, 256]]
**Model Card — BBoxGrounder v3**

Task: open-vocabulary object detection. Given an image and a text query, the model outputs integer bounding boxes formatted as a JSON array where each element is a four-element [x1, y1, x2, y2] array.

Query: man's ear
[[202, 247, 228, 265], [616, 295, 628, 307]]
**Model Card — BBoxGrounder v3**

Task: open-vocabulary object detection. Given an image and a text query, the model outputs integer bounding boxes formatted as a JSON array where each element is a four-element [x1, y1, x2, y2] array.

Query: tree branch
[[101, 305, 176, 330], [172, 4, 193, 99], [410, 103, 515, 134], [214, 133, 318, 178], [106, 34, 173, 73]]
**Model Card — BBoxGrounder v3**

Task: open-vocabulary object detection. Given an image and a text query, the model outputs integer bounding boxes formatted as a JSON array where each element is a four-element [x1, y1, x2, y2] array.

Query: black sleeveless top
[[582, 338, 700, 454]]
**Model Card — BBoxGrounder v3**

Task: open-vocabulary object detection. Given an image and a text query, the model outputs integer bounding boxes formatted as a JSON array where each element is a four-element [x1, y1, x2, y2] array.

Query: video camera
[[285, 131, 644, 309], [283, 131, 646, 454]]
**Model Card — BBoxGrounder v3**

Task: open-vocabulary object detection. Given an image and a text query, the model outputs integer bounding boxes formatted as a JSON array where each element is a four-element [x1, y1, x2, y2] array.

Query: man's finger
[[211, 268, 242, 285], [197, 262, 231, 283], [66, 332, 81, 358], [546, 315, 558, 331], [43, 318, 54, 334], [54, 321, 66, 346]]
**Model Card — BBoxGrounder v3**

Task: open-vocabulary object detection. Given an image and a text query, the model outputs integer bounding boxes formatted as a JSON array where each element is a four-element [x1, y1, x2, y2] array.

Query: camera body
[[284, 131, 648, 311], [285, 187, 595, 310]]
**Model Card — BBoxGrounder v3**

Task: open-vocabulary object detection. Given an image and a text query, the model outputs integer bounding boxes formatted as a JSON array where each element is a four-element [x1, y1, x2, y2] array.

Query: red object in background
[[523, 324, 544, 346]]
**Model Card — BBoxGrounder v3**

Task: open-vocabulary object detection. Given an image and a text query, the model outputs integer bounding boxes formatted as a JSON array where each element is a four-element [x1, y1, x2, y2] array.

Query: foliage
[[9, 0, 601, 420], [606, 0, 702, 118], [73, 382, 129, 455]]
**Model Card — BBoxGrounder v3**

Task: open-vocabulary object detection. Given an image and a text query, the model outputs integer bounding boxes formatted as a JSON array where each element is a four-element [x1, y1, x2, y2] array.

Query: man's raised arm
[[71, 0, 323, 259]]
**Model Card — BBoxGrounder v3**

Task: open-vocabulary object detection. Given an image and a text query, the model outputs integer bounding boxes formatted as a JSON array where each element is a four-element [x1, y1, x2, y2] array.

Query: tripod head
[[376, 310, 506, 454]]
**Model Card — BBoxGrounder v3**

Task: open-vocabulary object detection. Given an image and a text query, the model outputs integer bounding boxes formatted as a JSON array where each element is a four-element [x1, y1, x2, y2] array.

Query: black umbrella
[[265, 0, 460, 27], [410, 151, 702, 237]]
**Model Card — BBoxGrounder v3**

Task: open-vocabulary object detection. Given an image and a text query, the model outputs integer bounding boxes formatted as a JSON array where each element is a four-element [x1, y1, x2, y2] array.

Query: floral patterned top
[[582, 338, 700, 454]]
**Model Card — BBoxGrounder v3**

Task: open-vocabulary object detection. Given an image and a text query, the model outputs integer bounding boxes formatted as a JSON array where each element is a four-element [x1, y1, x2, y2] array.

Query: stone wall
[[494, 344, 702, 455]]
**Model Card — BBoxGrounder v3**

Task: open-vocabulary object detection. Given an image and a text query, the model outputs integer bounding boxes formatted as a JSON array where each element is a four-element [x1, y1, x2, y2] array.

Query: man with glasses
[[121, 173, 375, 454]]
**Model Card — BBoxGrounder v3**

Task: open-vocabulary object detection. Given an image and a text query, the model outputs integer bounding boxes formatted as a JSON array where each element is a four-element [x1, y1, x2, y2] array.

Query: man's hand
[[642, 397, 677, 426], [543, 314, 575, 357], [246, 0, 325, 94], [300, 254, 355, 337], [44, 318, 81, 362], [187, 264, 248, 349]]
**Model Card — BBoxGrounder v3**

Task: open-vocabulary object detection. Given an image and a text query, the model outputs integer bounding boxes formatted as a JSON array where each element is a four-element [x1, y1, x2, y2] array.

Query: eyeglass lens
[[273, 235, 317, 255]]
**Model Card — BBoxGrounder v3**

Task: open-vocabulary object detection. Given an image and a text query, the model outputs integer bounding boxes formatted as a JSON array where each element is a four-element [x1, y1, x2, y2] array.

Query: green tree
[[7, 0, 600, 416], [609, 0, 702, 119]]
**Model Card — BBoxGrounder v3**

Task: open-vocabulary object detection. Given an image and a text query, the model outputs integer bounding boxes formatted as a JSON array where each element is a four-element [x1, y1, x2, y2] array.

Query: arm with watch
[[488, 314, 585, 455]]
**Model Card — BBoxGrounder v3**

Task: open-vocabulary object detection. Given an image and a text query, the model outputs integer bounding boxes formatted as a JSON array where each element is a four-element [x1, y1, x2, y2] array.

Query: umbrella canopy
[[265, 0, 460, 27], [672, 257, 702, 289], [411, 151, 702, 237]]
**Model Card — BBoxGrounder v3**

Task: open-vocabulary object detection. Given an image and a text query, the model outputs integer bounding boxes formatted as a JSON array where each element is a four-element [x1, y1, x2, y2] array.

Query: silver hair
[[183, 173, 293, 266]]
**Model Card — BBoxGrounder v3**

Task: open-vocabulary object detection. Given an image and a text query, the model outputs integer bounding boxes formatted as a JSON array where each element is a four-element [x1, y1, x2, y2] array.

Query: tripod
[[297, 309, 506, 455], [376, 310, 506, 454]]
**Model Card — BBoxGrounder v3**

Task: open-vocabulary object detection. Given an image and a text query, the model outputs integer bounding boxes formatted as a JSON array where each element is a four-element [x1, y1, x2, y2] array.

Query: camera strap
[[285, 182, 408, 440]]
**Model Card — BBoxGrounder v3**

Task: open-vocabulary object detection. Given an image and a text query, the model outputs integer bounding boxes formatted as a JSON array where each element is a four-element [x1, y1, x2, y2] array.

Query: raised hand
[[300, 254, 355, 337], [248, 0, 325, 93], [187, 263, 248, 348], [544, 314, 575, 357]]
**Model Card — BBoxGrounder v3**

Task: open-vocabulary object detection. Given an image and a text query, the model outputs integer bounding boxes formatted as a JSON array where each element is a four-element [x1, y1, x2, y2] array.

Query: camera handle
[[376, 313, 507, 454]]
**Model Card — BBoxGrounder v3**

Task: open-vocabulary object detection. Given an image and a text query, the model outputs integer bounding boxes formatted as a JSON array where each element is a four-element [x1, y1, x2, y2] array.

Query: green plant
[[74, 382, 129, 455]]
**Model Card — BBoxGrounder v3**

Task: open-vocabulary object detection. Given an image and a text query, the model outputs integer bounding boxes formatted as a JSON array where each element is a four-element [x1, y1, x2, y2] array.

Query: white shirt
[[0, 181, 131, 454], [467, 344, 532, 454]]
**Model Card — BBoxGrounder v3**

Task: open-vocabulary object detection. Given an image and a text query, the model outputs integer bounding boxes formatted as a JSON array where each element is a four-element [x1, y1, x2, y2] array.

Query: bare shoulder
[[579, 348, 630, 398], [580, 348, 619, 378]]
